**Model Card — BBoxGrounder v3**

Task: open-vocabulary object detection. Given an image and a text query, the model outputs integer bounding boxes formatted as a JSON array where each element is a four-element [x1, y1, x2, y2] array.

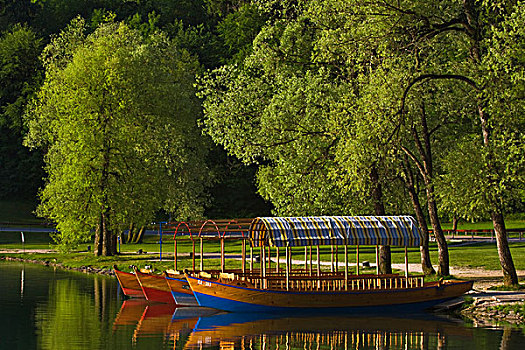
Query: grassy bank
[[1, 231, 525, 276]]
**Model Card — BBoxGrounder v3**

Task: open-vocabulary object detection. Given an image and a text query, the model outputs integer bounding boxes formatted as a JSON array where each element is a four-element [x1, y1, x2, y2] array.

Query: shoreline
[[1, 255, 115, 276], [459, 290, 525, 326], [2, 255, 524, 326]]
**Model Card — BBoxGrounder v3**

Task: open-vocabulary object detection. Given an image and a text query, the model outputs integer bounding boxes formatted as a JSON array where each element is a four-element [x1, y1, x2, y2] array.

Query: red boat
[[134, 267, 175, 304], [113, 266, 145, 298]]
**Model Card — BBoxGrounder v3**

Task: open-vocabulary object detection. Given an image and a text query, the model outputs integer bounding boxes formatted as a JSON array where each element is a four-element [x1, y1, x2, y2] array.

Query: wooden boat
[[164, 270, 199, 306], [184, 216, 474, 313], [113, 265, 145, 298], [133, 267, 175, 304], [186, 272, 473, 312]]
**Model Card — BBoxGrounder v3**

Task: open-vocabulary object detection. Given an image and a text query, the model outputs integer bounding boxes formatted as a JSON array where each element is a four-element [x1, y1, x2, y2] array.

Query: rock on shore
[[459, 290, 525, 326]]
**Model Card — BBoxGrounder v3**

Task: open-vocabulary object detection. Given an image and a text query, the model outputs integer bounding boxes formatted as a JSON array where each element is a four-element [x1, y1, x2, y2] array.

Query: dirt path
[[391, 263, 525, 290]]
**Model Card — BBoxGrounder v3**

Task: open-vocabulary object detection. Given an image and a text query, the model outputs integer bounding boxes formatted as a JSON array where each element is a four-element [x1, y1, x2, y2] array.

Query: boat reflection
[[113, 301, 472, 350]]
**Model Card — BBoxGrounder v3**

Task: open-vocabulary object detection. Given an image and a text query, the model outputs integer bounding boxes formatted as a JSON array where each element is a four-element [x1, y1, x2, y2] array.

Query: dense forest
[[1, 1, 524, 284]]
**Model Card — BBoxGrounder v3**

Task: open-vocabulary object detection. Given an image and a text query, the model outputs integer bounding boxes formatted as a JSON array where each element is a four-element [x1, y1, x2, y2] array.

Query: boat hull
[[135, 270, 175, 304], [114, 267, 145, 298], [186, 275, 473, 313], [165, 274, 198, 306]]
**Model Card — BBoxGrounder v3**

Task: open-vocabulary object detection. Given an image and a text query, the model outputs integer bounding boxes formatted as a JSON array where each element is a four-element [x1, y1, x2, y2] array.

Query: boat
[[113, 265, 145, 298], [133, 267, 176, 304], [184, 216, 474, 313], [164, 270, 199, 306]]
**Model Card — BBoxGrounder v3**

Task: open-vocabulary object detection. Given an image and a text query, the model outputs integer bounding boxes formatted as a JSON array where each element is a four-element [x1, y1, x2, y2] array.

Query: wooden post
[[276, 247, 280, 273], [309, 246, 313, 275], [375, 245, 379, 275], [335, 245, 338, 272], [200, 238, 204, 271], [260, 246, 264, 275], [304, 246, 308, 272], [250, 246, 253, 272], [344, 243, 348, 291], [220, 238, 225, 273], [242, 239, 246, 274], [174, 239, 177, 271], [405, 246, 409, 279], [192, 240, 196, 271], [285, 246, 290, 291], [316, 245, 321, 289], [330, 245, 334, 272], [356, 245, 360, 275], [267, 246, 271, 272], [261, 245, 266, 288], [316, 245, 321, 276]]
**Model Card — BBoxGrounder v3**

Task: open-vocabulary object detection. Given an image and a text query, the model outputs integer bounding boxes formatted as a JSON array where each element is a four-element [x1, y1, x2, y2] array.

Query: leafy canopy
[[25, 18, 210, 248]]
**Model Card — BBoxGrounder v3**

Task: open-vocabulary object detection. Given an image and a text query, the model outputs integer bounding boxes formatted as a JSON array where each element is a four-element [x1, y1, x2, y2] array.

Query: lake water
[[1, 260, 524, 349]]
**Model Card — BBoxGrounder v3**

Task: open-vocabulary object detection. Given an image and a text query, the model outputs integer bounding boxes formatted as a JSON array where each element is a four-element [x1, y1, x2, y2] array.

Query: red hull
[[135, 268, 175, 304], [114, 267, 145, 298], [141, 286, 176, 304], [121, 287, 145, 298]]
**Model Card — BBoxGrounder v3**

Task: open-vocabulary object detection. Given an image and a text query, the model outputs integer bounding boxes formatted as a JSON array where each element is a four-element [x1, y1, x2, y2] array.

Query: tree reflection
[[35, 274, 120, 350]]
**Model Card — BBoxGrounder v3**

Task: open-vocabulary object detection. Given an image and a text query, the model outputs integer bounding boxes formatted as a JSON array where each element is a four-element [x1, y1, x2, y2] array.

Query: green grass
[[441, 219, 525, 230], [2, 216, 525, 274], [2, 233, 525, 275]]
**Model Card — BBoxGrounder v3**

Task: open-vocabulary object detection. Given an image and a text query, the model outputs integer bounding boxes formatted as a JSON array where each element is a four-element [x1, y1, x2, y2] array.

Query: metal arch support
[[172, 221, 192, 272]]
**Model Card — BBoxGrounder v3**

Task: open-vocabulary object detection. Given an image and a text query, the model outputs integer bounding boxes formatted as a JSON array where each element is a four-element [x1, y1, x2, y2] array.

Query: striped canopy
[[249, 216, 421, 247]]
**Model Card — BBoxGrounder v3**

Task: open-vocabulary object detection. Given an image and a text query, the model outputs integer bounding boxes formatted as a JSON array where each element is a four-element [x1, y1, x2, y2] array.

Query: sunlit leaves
[[25, 19, 209, 249]]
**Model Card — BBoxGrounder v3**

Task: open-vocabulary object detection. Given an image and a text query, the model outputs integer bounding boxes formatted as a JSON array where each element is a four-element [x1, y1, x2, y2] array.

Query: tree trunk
[[94, 222, 102, 256], [478, 102, 518, 285], [401, 155, 435, 275], [101, 211, 115, 256], [427, 188, 449, 276], [370, 165, 392, 274], [404, 104, 449, 276], [492, 210, 518, 285], [127, 223, 134, 243], [452, 216, 458, 233], [134, 226, 145, 244]]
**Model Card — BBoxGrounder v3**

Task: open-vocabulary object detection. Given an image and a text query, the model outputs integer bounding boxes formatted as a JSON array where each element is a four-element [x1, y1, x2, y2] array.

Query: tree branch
[[399, 74, 481, 116]]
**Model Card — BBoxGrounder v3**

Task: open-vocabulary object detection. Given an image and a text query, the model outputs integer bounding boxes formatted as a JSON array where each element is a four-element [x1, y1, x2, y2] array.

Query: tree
[[25, 18, 210, 255], [437, 1, 525, 285], [199, 2, 413, 273], [0, 24, 43, 199]]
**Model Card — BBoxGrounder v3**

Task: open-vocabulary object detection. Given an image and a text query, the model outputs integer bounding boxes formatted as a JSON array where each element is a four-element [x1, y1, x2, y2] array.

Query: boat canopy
[[249, 216, 421, 247]]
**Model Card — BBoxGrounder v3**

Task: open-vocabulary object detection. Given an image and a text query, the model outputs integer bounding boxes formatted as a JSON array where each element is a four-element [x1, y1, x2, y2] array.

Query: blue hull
[[192, 291, 458, 314], [171, 291, 199, 306]]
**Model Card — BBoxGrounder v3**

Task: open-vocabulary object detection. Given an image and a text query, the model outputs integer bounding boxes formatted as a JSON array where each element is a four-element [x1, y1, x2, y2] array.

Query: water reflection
[[112, 300, 478, 350]]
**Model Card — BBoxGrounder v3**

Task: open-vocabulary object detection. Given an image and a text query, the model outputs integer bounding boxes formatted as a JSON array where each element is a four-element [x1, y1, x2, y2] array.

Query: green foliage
[[0, 24, 42, 131], [216, 3, 268, 63], [25, 19, 210, 249], [0, 24, 44, 198], [437, 1, 525, 221], [0, 0, 40, 31]]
